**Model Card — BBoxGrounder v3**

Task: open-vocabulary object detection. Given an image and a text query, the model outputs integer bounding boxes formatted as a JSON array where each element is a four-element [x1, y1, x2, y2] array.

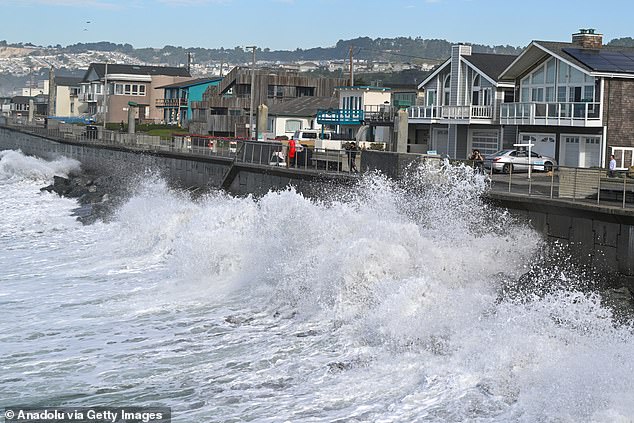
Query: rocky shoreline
[[40, 173, 123, 225]]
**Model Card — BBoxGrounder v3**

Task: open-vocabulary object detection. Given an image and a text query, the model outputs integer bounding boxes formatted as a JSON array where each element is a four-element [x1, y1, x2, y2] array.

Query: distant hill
[[0, 36, 523, 96], [1, 36, 524, 66]]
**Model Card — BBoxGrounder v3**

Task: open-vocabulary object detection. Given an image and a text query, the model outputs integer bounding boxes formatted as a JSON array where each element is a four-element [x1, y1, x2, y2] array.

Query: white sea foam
[[1, 149, 633, 422], [0, 149, 81, 182]]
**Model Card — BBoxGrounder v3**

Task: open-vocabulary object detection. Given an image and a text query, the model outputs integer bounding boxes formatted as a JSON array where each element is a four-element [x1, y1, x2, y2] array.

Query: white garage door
[[582, 137, 601, 167], [520, 133, 556, 158], [563, 137, 580, 167]]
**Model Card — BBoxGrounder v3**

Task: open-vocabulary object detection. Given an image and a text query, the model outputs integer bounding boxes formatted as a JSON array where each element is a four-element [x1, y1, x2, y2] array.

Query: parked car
[[485, 149, 557, 173]]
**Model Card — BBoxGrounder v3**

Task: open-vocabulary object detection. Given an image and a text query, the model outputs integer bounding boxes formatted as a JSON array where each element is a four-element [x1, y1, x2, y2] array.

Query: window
[[124, 84, 131, 95], [472, 75, 480, 106], [443, 75, 451, 105], [426, 90, 436, 106], [139, 85, 145, 96], [285, 119, 302, 133], [115, 84, 123, 95]]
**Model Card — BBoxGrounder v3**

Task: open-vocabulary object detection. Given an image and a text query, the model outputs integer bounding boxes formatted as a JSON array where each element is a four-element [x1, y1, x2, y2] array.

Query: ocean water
[[1, 148, 634, 423]]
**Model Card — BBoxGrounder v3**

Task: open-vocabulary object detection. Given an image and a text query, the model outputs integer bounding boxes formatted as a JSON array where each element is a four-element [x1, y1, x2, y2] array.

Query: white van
[[292, 129, 334, 147]]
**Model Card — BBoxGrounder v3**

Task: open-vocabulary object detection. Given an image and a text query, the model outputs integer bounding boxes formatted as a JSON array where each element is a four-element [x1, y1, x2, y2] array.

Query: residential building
[[499, 29, 634, 169], [408, 45, 517, 158], [49, 76, 85, 118], [156, 77, 222, 127], [10, 96, 31, 118], [80, 63, 191, 124], [266, 96, 338, 138], [318, 86, 393, 142], [0, 97, 11, 117], [190, 67, 347, 137], [21, 80, 49, 97]]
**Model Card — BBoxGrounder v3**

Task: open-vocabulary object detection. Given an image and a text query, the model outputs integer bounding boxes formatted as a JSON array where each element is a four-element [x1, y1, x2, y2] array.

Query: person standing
[[469, 149, 484, 173], [287, 138, 296, 168], [347, 142, 358, 172], [609, 154, 617, 177]]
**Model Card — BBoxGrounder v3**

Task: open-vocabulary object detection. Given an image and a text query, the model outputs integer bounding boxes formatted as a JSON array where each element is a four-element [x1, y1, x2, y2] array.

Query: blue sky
[[0, 0, 632, 50]]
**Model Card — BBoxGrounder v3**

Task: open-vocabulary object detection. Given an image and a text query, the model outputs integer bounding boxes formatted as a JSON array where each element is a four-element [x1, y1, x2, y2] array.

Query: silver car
[[486, 149, 557, 173]]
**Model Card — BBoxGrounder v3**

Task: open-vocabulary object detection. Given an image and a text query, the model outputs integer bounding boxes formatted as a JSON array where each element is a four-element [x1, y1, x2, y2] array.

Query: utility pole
[[349, 46, 354, 86], [187, 52, 193, 74], [103, 62, 108, 129], [246, 46, 256, 139]]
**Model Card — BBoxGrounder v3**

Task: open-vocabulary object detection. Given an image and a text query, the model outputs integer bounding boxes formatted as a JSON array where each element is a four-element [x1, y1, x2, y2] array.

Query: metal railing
[[473, 159, 634, 209], [236, 140, 361, 175], [0, 117, 361, 175], [0, 117, 239, 159], [500, 102, 601, 126], [155, 98, 188, 107]]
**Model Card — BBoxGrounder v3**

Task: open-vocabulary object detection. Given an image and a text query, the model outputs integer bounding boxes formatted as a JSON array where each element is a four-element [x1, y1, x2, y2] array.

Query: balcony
[[79, 93, 102, 102], [407, 105, 494, 123], [500, 102, 602, 127], [317, 109, 364, 125], [156, 98, 188, 108]]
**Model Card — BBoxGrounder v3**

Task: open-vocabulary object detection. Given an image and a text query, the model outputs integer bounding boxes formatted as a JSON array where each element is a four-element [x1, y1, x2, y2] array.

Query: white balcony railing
[[407, 105, 493, 121], [500, 102, 601, 126], [79, 93, 103, 102]]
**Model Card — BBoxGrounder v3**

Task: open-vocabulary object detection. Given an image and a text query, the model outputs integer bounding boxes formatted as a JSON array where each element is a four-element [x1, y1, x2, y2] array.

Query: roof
[[157, 77, 222, 89], [267, 96, 338, 117], [462, 53, 518, 81], [54, 76, 83, 87], [335, 85, 391, 91], [419, 52, 517, 89], [500, 41, 634, 80], [11, 96, 32, 104], [83, 63, 191, 81]]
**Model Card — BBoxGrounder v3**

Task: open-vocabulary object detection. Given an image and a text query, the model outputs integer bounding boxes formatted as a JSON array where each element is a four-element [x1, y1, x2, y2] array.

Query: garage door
[[563, 137, 580, 167], [582, 137, 601, 167], [519, 133, 555, 158], [433, 129, 449, 157]]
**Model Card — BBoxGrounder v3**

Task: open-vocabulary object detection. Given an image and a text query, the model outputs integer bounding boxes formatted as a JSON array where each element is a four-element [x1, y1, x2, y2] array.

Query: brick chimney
[[572, 28, 603, 49]]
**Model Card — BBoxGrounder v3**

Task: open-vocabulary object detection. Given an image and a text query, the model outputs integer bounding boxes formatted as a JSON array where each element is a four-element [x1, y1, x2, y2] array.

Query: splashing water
[[1, 150, 633, 422]]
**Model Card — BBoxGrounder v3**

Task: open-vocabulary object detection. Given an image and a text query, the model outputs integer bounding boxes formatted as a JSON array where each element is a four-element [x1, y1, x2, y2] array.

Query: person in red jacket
[[287, 138, 296, 167]]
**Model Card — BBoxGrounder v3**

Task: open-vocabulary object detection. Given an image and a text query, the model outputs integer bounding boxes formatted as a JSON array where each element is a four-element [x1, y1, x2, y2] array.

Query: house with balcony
[[266, 96, 338, 138], [156, 77, 222, 127], [9, 96, 31, 118], [190, 66, 347, 137], [316, 86, 393, 143], [80, 63, 191, 124], [498, 29, 634, 169], [408, 45, 517, 158]]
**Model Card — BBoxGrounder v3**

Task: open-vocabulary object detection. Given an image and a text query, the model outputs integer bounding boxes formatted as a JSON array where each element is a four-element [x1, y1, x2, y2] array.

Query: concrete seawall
[[487, 193, 634, 279], [0, 126, 353, 197]]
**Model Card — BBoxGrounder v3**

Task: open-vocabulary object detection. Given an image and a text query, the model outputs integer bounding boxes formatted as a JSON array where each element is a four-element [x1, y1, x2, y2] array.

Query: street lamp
[[103, 61, 108, 129], [246, 46, 256, 139]]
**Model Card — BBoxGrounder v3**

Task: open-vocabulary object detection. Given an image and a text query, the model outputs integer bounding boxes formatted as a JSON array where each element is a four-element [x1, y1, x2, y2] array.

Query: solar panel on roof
[[563, 47, 634, 73]]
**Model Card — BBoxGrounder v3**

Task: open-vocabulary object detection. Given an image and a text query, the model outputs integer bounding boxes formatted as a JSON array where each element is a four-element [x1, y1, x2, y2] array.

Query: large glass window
[[285, 119, 302, 133], [521, 58, 595, 104]]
